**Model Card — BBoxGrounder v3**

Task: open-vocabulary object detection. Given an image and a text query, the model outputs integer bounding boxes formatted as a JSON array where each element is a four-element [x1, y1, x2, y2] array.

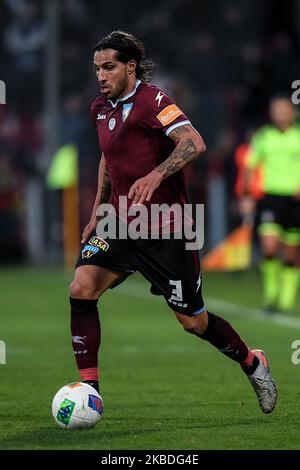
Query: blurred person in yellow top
[[243, 95, 300, 314]]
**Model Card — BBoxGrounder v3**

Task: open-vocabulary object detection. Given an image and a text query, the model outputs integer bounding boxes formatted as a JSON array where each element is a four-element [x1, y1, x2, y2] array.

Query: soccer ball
[[52, 382, 104, 430]]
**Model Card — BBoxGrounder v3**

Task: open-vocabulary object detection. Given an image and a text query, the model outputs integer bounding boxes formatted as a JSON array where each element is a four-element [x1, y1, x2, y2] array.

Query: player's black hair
[[93, 30, 155, 82], [269, 92, 293, 104]]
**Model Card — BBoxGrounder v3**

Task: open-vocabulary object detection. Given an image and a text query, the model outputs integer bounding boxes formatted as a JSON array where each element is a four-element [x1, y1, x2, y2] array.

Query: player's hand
[[128, 170, 163, 204], [81, 217, 97, 243]]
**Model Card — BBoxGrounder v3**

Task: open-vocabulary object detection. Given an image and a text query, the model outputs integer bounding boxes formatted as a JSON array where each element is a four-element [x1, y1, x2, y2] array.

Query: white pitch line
[[204, 297, 300, 330], [112, 279, 300, 330]]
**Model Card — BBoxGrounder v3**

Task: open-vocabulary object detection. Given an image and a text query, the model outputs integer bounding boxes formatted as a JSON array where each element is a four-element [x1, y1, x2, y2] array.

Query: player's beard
[[109, 75, 129, 100]]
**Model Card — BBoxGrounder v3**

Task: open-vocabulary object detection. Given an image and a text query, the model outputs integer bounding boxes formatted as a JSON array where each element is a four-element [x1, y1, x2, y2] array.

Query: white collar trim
[[108, 80, 141, 108]]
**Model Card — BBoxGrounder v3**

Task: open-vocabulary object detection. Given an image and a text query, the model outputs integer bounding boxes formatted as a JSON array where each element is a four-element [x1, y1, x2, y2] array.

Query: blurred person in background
[[235, 139, 264, 204], [3, 0, 45, 112], [242, 96, 300, 314], [235, 131, 264, 231]]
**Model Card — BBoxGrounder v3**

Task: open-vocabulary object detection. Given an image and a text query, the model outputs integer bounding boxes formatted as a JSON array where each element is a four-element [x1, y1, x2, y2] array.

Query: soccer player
[[244, 96, 300, 313], [69, 31, 277, 414]]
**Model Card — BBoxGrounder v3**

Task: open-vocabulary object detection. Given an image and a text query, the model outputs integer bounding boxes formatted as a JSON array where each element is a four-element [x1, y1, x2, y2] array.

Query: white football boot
[[247, 349, 277, 414]]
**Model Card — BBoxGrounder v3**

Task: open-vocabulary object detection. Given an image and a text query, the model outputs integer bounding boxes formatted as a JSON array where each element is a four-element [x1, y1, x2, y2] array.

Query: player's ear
[[127, 59, 137, 75]]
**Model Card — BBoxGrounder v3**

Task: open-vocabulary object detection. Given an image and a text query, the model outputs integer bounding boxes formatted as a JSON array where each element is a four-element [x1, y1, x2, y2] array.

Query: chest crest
[[108, 117, 116, 131], [122, 103, 133, 122]]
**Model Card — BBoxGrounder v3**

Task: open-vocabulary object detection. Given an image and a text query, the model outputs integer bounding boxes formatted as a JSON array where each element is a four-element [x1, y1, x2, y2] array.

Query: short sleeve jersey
[[247, 124, 300, 196], [91, 80, 191, 212]]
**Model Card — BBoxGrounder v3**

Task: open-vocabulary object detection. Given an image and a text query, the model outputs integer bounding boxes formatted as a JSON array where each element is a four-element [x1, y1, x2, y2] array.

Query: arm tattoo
[[156, 125, 199, 178], [100, 165, 111, 204]]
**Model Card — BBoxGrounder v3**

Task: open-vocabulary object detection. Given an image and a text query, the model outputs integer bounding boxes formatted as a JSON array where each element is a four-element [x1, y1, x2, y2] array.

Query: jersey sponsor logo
[[89, 236, 109, 252], [155, 91, 164, 106], [81, 244, 99, 259], [122, 103, 133, 121], [156, 104, 183, 126], [108, 117, 116, 130], [97, 113, 106, 120]]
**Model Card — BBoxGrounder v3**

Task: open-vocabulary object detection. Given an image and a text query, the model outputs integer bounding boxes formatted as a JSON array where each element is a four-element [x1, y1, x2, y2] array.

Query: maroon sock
[[70, 297, 101, 375], [200, 312, 250, 364]]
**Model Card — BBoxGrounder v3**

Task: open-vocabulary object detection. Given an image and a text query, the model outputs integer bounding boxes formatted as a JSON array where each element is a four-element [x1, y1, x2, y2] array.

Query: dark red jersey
[[91, 81, 191, 215]]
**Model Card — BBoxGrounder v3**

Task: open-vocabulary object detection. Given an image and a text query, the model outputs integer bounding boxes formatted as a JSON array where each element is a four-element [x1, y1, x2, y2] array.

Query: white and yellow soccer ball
[[52, 382, 104, 430]]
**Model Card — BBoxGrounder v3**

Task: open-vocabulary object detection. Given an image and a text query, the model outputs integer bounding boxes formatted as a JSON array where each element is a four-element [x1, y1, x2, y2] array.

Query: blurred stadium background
[[1, 0, 300, 450], [1, 0, 300, 264]]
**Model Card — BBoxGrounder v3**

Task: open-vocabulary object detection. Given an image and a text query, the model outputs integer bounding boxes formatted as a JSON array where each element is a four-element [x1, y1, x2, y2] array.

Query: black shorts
[[256, 194, 300, 244], [76, 232, 205, 316]]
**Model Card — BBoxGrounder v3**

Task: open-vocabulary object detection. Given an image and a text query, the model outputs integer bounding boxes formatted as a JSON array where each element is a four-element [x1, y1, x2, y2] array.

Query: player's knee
[[178, 311, 208, 336], [69, 279, 100, 300], [183, 324, 198, 335]]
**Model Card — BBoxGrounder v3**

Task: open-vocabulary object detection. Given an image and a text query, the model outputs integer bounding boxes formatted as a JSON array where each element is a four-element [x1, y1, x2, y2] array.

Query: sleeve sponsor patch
[[156, 104, 183, 126]]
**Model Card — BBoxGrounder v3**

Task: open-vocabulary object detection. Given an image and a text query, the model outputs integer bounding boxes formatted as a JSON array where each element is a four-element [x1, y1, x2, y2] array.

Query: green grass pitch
[[0, 267, 299, 450]]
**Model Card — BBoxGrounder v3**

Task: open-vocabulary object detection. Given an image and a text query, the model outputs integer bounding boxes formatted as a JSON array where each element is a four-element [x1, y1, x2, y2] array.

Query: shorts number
[[169, 280, 183, 302]]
